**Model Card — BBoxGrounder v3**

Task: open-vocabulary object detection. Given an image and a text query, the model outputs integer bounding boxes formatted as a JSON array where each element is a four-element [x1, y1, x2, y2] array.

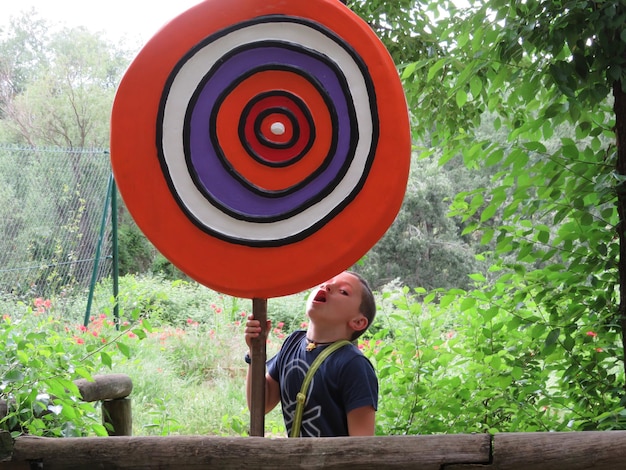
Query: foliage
[[117, 210, 156, 276], [364, 284, 626, 435], [0, 297, 148, 437], [354, 156, 486, 290], [1, 271, 624, 438], [393, 0, 626, 414]]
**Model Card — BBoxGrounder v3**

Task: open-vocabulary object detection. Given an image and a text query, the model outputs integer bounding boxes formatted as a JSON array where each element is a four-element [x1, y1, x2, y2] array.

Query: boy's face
[[305, 272, 365, 331]]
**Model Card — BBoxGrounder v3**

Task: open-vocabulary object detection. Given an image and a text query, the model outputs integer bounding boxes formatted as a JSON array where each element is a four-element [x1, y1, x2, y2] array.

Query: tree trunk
[[613, 80, 626, 388]]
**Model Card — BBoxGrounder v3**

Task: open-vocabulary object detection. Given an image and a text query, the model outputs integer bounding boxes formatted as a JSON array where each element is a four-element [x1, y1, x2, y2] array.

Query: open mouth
[[313, 290, 327, 302]]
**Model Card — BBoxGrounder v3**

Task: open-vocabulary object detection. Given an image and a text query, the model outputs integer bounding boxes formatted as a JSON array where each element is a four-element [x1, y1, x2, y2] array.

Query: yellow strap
[[290, 340, 351, 438]]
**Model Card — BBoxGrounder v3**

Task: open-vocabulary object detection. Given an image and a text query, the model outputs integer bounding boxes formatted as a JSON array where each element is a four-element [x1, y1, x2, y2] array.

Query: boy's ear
[[349, 314, 368, 332]]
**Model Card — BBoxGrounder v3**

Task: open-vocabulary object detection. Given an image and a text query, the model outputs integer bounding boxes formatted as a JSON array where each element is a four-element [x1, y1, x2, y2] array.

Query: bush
[[0, 297, 149, 437], [362, 284, 626, 435]]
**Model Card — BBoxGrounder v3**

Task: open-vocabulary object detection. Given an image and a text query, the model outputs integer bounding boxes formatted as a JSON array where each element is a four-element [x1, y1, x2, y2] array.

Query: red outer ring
[[110, 0, 411, 298]]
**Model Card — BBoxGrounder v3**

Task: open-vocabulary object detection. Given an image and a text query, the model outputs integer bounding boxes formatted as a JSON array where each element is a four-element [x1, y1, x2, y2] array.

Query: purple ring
[[184, 42, 355, 221]]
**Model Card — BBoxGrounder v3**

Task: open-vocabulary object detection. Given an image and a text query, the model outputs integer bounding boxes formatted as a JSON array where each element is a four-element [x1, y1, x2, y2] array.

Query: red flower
[[586, 331, 597, 337]]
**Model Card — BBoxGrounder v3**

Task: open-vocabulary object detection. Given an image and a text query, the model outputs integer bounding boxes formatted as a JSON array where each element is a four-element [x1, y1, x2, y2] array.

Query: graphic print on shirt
[[281, 356, 324, 437]]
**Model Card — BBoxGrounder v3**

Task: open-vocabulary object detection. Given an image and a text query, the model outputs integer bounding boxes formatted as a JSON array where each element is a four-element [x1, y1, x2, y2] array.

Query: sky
[[2, 0, 204, 46]]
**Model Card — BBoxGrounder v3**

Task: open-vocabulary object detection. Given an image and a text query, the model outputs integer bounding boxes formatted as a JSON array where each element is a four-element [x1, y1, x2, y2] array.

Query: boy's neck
[[305, 324, 351, 344]]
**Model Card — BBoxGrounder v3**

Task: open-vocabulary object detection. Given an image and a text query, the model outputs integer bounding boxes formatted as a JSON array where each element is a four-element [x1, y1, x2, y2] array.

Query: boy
[[244, 271, 378, 437]]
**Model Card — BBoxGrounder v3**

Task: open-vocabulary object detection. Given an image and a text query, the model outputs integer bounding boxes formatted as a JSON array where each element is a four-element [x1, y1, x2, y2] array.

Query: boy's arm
[[346, 405, 376, 436]]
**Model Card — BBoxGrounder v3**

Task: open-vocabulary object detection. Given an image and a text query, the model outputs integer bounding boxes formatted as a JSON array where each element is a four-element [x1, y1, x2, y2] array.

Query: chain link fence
[[0, 144, 113, 312]]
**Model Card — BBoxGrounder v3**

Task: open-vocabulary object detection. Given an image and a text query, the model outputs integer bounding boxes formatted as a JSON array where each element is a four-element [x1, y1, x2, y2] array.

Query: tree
[[394, 0, 626, 429], [355, 156, 484, 290], [0, 10, 49, 124], [0, 14, 130, 148]]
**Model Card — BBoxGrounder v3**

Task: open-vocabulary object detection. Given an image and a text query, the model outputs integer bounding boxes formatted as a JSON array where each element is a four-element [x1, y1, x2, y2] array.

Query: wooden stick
[[249, 298, 268, 437]]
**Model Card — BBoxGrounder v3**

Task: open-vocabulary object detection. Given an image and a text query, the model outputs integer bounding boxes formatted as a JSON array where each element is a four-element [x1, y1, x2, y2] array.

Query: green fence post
[[112, 178, 120, 329], [84, 172, 114, 327]]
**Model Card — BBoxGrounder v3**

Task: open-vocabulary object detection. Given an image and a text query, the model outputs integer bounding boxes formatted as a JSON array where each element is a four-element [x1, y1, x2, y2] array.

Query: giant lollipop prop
[[110, 0, 411, 436]]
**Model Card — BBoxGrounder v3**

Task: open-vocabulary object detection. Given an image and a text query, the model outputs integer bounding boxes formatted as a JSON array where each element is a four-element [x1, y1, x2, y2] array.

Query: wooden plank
[[10, 434, 491, 470], [492, 431, 626, 470]]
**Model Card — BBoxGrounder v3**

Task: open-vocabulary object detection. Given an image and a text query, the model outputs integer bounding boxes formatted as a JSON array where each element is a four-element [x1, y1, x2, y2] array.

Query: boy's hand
[[244, 313, 271, 349]]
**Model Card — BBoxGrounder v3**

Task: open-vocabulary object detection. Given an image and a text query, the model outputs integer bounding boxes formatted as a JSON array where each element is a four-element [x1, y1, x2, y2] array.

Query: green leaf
[[537, 228, 550, 244], [116, 342, 131, 359], [485, 148, 504, 167], [141, 318, 153, 333], [100, 351, 112, 369], [545, 328, 561, 347], [91, 423, 109, 437], [480, 204, 498, 223], [470, 75, 483, 97], [132, 328, 147, 340], [427, 58, 447, 82], [75, 368, 93, 381], [401, 61, 417, 79], [460, 297, 476, 311], [456, 89, 468, 108]]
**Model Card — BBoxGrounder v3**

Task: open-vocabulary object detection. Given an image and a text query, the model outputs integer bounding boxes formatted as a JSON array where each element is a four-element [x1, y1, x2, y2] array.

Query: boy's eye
[[340, 289, 348, 296]]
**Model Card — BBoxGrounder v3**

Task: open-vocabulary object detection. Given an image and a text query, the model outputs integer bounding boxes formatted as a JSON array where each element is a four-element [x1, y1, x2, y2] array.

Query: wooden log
[[0, 375, 132, 416], [10, 434, 490, 470], [75, 374, 133, 402], [491, 431, 626, 470], [102, 398, 132, 437]]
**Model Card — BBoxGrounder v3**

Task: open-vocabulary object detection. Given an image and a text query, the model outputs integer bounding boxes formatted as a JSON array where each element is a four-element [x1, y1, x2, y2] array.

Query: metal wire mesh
[[0, 144, 113, 306]]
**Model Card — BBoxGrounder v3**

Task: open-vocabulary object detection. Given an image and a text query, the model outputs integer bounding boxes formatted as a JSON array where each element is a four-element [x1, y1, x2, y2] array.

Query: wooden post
[[249, 298, 268, 437], [102, 398, 132, 436]]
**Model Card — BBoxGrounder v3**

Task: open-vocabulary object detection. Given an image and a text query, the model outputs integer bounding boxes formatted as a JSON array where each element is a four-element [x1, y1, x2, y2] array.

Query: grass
[[93, 275, 296, 436], [113, 322, 286, 436]]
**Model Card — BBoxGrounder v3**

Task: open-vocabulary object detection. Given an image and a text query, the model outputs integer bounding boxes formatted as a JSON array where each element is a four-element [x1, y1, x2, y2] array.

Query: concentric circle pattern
[[110, 0, 411, 298], [160, 20, 370, 243]]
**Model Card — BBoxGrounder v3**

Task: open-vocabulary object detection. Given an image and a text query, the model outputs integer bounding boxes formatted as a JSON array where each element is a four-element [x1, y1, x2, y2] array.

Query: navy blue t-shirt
[[267, 330, 378, 437]]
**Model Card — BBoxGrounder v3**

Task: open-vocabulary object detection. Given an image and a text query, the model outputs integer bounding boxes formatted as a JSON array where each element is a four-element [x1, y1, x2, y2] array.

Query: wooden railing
[[3, 375, 626, 469], [2, 430, 626, 469]]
